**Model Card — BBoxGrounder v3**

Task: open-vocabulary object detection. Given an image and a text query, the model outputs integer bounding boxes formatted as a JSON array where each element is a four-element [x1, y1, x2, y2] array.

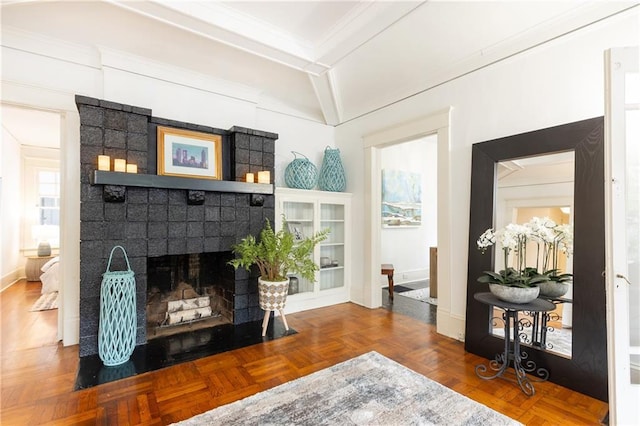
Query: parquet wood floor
[[1, 279, 607, 425]]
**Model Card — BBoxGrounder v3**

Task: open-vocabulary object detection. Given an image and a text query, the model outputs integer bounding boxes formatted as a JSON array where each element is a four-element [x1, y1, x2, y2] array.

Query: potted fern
[[229, 217, 328, 335]]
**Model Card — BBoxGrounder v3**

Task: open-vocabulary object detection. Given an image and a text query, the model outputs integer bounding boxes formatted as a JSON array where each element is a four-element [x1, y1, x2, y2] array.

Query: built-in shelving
[[275, 187, 352, 314], [90, 170, 273, 194]]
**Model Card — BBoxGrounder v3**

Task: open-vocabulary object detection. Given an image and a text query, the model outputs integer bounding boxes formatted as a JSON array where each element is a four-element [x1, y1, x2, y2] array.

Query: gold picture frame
[[157, 126, 222, 179]]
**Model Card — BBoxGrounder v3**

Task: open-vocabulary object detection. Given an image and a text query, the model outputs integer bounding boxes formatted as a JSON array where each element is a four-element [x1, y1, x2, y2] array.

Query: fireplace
[[145, 251, 235, 339], [77, 95, 277, 358]]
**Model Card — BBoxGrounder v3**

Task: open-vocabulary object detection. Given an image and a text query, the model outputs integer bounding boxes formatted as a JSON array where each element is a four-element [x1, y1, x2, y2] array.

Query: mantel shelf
[[90, 170, 273, 195]]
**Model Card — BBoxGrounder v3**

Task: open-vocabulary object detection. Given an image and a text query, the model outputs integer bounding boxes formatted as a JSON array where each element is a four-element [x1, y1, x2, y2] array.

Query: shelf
[[320, 266, 344, 271], [91, 170, 273, 194]]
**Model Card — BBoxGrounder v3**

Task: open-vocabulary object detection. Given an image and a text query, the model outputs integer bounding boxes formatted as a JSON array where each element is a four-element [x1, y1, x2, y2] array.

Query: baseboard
[[1, 269, 21, 292], [436, 308, 466, 342], [63, 315, 80, 346], [380, 268, 428, 287]]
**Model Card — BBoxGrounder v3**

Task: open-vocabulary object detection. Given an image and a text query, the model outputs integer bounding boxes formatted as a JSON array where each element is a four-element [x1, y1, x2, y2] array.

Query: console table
[[474, 292, 555, 396]]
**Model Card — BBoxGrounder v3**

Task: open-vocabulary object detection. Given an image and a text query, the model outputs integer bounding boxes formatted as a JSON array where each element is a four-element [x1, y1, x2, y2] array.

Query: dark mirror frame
[[464, 117, 608, 401]]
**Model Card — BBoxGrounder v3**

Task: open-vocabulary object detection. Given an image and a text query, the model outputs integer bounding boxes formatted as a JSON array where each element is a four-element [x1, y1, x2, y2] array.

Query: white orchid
[[477, 228, 496, 254], [476, 216, 574, 287]]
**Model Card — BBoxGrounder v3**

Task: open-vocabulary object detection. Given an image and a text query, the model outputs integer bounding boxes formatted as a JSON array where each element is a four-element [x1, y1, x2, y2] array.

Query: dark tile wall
[[76, 95, 277, 357]]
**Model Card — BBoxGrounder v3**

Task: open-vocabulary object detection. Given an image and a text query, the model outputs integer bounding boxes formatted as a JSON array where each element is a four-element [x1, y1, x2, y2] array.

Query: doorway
[[363, 108, 456, 338], [1, 103, 62, 342], [379, 136, 438, 323]]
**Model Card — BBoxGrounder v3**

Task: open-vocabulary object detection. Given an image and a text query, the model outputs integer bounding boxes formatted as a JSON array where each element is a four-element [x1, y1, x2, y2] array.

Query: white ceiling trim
[[106, 0, 425, 77], [2, 26, 101, 69], [104, 1, 310, 70], [98, 46, 262, 104], [107, 0, 326, 75], [155, 1, 316, 58], [312, 1, 423, 68], [309, 70, 341, 126]]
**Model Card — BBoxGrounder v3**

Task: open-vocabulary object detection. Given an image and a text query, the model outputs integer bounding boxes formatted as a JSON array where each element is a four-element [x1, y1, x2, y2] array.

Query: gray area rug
[[29, 291, 58, 311], [397, 288, 438, 306], [173, 351, 520, 425]]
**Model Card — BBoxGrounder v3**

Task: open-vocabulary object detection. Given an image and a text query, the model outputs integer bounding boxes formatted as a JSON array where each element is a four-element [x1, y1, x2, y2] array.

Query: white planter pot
[[489, 283, 540, 304], [258, 277, 289, 311], [538, 281, 570, 298]]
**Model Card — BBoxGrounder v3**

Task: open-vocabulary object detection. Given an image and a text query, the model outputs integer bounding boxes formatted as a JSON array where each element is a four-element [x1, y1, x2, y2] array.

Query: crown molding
[[1, 26, 101, 68], [97, 46, 262, 104]]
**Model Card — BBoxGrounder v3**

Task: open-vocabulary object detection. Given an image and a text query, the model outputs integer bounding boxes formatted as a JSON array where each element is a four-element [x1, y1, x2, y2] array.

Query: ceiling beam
[[107, 0, 423, 77], [309, 70, 342, 126]]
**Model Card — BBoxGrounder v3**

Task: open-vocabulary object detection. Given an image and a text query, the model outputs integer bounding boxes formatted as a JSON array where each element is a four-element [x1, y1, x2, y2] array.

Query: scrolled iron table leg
[[473, 293, 554, 396], [475, 312, 510, 379]]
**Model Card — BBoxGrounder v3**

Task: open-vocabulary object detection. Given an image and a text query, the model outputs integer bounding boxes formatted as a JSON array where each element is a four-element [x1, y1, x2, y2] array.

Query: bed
[[39, 256, 59, 294]]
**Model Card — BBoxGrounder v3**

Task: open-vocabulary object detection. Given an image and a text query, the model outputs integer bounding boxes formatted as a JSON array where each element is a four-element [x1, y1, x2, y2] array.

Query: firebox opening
[[146, 251, 235, 340]]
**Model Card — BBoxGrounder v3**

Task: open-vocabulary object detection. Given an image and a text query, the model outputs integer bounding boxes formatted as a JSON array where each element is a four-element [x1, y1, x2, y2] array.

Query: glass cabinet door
[[282, 201, 315, 294], [276, 188, 351, 305], [319, 203, 345, 291]]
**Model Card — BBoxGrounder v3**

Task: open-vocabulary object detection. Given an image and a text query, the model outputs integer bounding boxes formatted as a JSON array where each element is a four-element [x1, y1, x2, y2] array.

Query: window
[[37, 170, 60, 227], [22, 154, 60, 251]]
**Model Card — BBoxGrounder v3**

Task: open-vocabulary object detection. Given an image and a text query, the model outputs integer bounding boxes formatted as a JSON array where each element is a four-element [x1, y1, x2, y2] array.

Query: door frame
[[363, 108, 459, 338], [1, 83, 81, 346], [604, 45, 640, 425]]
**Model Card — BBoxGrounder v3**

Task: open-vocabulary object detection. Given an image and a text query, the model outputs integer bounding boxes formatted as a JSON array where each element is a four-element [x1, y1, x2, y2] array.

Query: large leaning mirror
[[464, 117, 608, 402], [491, 152, 575, 358]]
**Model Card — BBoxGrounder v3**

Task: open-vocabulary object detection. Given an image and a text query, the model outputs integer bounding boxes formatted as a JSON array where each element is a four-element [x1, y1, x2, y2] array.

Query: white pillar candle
[[98, 155, 110, 171], [114, 159, 126, 172], [257, 171, 270, 184], [126, 164, 137, 173], [246, 173, 255, 183]]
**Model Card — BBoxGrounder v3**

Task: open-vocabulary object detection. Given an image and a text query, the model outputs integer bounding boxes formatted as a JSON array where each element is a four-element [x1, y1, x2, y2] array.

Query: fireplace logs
[[146, 281, 228, 339], [166, 296, 215, 325]]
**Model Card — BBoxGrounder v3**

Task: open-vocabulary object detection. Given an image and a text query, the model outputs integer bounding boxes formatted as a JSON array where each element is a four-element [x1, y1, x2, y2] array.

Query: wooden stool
[[381, 264, 395, 300]]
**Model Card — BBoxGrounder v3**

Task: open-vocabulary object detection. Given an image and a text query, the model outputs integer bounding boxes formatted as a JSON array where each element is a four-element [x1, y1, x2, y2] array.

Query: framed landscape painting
[[381, 169, 422, 227], [157, 126, 222, 179]]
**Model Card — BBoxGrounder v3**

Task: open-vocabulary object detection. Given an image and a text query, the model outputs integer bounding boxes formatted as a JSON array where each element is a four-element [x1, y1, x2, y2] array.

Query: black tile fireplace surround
[[77, 95, 278, 359], [74, 319, 295, 390]]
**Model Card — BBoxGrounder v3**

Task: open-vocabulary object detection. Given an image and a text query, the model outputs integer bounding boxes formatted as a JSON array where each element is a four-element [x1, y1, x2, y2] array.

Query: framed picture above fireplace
[[157, 126, 222, 179]]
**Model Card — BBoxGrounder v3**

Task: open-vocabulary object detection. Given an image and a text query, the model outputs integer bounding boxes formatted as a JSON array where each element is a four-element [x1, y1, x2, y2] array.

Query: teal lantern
[[98, 246, 137, 366], [318, 146, 346, 192], [284, 151, 318, 190]]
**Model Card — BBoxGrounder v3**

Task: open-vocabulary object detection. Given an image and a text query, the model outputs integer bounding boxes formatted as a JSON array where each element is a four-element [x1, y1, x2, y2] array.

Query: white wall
[[256, 108, 336, 188], [0, 127, 23, 290], [335, 10, 639, 340], [380, 136, 437, 285]]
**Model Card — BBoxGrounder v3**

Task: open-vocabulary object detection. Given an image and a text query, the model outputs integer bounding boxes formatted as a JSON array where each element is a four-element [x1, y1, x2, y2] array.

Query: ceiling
[[1, 0, 638, 144], [2, 104, 61, 148]]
